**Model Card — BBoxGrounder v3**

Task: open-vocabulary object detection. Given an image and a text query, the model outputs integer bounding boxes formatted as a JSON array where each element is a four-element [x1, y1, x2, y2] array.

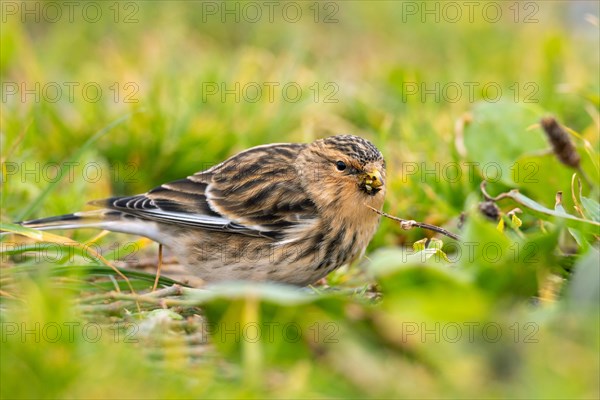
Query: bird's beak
[[361, 169, 383, 193]]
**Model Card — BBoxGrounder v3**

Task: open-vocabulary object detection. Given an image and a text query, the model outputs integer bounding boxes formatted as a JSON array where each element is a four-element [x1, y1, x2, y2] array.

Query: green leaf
[[192, 281, 355, 368], [463, 102, 547, 185], [460, 211, 557, 299], [367, 245, 451, 278], [512, 153, 576, 210], [555, 194, 592, 252], [183, 281, 314, 305], [412, 238, 428, 252], [511, 213, 523, 229], [4, 264, 182, 286], [580, 196, 600, 222], [567, 248, 600, 308], [497, 191, 600, 234], [496, 217, 505, 232]]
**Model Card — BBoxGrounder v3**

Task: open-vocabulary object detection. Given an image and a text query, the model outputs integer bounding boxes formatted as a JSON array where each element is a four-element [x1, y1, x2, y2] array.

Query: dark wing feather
[[205, 143, 317, 230], [90, 143, 317, 239]]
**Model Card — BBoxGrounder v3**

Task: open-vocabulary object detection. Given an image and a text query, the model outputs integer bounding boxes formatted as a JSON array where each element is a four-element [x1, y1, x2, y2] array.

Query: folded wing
[[92, 143, 317, 240]]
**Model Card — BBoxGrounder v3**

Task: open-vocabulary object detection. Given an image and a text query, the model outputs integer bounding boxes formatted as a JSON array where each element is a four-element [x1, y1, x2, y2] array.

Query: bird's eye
[[336, 161, 347, 171]]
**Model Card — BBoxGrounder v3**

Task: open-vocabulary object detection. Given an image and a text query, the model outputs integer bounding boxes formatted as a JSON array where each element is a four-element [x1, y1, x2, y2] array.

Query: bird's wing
[[91, 143, 317, 240]]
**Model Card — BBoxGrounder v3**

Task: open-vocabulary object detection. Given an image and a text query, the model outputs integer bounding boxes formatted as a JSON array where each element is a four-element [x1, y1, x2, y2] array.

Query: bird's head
[[297, 135, 386, 210]]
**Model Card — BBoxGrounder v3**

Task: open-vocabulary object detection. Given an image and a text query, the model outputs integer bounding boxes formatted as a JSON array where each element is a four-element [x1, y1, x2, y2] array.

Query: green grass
[[1, 1, 599, 398]]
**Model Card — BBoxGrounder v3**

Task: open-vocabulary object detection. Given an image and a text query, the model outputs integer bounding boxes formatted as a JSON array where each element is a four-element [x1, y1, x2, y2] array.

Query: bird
[[15, 135, 386, 286]]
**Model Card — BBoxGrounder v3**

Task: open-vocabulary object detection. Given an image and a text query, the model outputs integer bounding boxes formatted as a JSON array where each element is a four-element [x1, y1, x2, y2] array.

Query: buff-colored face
[[330, 156, 385, 196], [297, 135, 386, 207]]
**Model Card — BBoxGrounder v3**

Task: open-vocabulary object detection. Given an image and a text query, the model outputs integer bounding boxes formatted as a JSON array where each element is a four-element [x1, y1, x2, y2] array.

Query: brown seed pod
[[540, 116, 581, 169], [479, 201, 500, 221]]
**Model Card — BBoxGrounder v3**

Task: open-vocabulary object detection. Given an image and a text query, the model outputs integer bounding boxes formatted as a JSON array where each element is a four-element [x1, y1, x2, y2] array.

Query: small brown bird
[[18, 135, 386, 286]]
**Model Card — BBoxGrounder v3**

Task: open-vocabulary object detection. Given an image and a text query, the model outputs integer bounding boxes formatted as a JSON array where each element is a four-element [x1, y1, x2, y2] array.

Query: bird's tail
[[5, 210, 164, 244], [17, 210, 122, 231]]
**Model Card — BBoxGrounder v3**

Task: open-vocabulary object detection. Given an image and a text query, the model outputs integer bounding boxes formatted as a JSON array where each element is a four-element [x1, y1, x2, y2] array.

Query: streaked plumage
[[18, 135, 386, 285]]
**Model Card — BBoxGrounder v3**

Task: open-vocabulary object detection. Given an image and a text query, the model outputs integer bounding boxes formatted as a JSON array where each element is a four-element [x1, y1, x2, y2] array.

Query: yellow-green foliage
[[1, 2, 599, 398]]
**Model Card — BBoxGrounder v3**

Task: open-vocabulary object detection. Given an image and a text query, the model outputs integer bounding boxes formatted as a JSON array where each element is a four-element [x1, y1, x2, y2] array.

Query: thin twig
[[480, 181, 514, 202], [78, 301, 130, 314], [365, 205, 461, 241], [79, 284, 183, 305], [78, 292, 192, 313], [571, 173, 587, 219], [153, 244, 163, 292], [147, 283, 183, 298]]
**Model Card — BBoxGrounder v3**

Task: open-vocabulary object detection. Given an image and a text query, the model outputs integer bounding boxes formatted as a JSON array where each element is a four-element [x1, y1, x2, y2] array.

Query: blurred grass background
[[1, 1, 599, 398]]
